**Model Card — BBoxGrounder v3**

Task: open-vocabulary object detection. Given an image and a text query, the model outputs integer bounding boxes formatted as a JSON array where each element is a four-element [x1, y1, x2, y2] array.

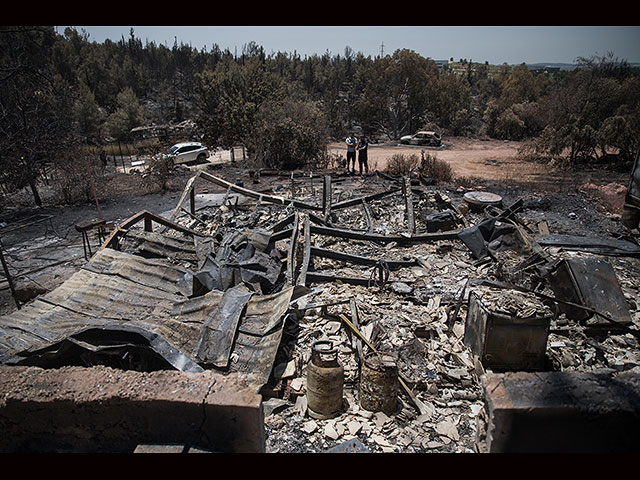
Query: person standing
[[345, 132, 357, 174], [357, 135, 369, 175]]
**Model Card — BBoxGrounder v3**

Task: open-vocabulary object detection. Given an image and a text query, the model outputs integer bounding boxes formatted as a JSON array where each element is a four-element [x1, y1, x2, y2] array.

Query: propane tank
[[306, 340, 344, 419], [359, 352, 399, 415]]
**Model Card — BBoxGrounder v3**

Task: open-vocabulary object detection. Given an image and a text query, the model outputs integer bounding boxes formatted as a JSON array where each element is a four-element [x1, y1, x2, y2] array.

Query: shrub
[[248, 99, 329, 170], [52, 150, 105, 204], [419, 151, 453, 183], [384, 153, 420, 176]]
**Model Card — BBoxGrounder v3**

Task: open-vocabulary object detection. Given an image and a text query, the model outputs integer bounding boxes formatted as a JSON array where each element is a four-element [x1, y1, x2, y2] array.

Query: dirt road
[[328, 137, 626, 188], [329, 137, 531, 178]]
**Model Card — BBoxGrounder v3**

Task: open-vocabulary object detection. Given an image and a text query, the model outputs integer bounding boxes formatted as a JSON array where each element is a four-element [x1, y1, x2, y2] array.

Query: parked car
[[166, 142, 209, 164], [400, 131, 442, 147]]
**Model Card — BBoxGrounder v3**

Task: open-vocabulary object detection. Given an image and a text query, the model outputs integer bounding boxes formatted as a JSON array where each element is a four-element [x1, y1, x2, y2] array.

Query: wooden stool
[[75, 218, 107, 260]]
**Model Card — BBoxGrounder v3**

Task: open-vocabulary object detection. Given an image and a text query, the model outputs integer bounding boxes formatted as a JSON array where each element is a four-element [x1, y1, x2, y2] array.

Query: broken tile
[[347, 420, 362, 436], [435, 420, 460, 441], [324, 423, 340, 440], [302, 420, 318, 434]]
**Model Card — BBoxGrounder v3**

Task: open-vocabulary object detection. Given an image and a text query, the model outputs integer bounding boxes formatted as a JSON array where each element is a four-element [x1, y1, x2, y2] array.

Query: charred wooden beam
[[286, 212, 300, 285], [0, 242, 20, 310], [331, 188, 400, 210], [307, 212, 329, 227], [297, 216, 312, 287], [402, 176, 415, 236], [168, 171, 202, 221], [309, 224, 460, 244], [269, 213, 296, 232], [309, 246, 417, 270], [323, 175, 332, 222], [199, 171, 322, 211], [350, 298, 363, 364], [270, 228, 293, 243], [100, 210, 203, 250], [361, 200, 374, 233], [305, 272, 377, 287]]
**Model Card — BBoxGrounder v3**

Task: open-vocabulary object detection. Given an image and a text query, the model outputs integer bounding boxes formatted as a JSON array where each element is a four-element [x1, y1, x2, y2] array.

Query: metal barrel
[[306, 340, 344, 419], [359, 352, 399, 415]]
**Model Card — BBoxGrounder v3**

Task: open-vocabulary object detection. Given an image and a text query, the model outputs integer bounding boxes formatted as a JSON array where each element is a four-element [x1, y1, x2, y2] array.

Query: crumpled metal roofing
[[0, 246, 295, 392]]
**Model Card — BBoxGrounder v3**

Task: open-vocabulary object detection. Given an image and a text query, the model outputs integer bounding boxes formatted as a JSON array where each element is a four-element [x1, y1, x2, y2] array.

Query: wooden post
[[0, 241, 20, 310], [323, 175, 332, 223], [118, 141, 126, 171], [402, 176, 415, 236], [297, 215, 311, 287], [286, 213, 300, 286]]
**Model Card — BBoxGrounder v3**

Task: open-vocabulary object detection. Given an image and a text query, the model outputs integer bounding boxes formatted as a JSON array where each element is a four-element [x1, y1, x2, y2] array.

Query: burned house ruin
[[1, 160, 640, 453]]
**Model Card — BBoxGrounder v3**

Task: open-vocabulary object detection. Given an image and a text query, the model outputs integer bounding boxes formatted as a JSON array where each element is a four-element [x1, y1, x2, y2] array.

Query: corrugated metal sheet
[[0, 244, 295, 391]]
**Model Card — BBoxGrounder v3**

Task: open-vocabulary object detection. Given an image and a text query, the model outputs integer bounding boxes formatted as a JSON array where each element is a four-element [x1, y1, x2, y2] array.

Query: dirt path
[[328, 137, 626, 188], [328, 137, 530, 178]]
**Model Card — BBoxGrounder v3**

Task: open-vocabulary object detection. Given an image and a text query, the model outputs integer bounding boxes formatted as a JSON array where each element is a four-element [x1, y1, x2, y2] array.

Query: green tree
[[104, 87, 145, 142], [0, 26, 76, 206], [529, 54, 640, 163], [385, 49, 439, 138], [73, 82, 104, 143], [248, 98, 328, 170], [429, 72, 472, 135], [196, 56, 285, 148]]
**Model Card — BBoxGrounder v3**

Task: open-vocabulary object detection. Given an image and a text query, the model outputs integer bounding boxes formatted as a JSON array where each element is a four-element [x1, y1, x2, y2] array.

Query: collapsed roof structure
[[1, 166, 640, 452]]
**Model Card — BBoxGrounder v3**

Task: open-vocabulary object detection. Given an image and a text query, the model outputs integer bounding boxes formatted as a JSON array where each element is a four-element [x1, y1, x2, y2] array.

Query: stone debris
[[159, 170, 632, 454], [3, 166, 639, 454]]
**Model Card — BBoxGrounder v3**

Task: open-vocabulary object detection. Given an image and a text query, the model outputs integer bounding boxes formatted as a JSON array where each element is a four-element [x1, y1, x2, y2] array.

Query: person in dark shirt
[[357, 136, 369, 175]]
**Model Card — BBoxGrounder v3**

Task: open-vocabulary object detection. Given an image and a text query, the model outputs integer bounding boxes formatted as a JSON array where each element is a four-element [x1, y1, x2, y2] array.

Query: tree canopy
[[2, 27, 640, 205]]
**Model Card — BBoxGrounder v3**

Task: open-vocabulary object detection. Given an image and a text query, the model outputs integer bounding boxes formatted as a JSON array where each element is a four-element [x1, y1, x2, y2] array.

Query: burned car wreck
[[1, 165, 640, 453]]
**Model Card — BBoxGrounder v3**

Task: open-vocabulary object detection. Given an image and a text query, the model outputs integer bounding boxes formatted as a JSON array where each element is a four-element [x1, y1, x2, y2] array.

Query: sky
[[60, 26, 640, 66]]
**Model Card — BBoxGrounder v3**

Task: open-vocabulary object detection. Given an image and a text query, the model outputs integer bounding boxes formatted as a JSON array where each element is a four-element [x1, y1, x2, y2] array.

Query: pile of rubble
[[1, 166, 639, 453], [149, 169, 640, 452]]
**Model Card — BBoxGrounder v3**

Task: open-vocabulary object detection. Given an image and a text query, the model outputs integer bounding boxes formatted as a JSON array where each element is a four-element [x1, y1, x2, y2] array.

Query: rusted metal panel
[[548, 257, 632, 325], [0, 248, 296, 391], [463, 290, 552, 371], [194, 285, 253, 368], [121, 230, 197, 262]]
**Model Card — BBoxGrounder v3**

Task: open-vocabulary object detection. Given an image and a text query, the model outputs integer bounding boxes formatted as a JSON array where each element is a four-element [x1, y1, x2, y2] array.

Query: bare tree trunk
[[27, 175, 42, 207]]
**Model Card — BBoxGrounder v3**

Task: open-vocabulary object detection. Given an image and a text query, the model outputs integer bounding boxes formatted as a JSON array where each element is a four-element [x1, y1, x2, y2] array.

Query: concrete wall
[[480, 370, 640, 453], [0, 366, 264, 453]]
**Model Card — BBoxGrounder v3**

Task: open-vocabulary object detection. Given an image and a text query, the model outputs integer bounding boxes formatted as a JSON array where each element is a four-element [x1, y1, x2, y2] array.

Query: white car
[[400, 131, 442, 147], [166, 142, 209, 164]]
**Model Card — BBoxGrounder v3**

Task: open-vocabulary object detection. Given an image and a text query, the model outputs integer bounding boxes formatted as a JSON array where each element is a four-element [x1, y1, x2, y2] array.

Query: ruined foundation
[[0, 366, 265, 453], [479, 370, 640, 452]]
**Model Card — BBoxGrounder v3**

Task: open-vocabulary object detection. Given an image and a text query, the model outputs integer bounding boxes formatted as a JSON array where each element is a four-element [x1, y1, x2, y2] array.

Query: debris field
[[1, 165, 640, 453]]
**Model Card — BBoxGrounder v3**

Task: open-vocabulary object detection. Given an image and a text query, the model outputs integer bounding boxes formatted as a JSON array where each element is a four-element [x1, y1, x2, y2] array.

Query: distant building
[[526, 65, 561, 74]]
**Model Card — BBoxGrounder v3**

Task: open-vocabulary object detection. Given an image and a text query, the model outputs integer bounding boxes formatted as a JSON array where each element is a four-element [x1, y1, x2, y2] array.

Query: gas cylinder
[[306, 340, 344, 419], [359, 352, 399, 415]]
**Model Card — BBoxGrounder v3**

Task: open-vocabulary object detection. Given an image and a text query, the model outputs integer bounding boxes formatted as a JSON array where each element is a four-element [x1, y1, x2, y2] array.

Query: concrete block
[[479, 370, 640, 452], [0, 365, 264, 453]]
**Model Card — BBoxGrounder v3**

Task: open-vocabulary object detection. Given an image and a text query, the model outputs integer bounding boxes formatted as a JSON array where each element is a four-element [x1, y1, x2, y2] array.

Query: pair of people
[[345, 132, 368, 175]]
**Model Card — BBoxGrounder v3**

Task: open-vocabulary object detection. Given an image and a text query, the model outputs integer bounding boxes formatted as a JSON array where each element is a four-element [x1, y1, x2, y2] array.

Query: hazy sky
[[62, 26, 640, 65]]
